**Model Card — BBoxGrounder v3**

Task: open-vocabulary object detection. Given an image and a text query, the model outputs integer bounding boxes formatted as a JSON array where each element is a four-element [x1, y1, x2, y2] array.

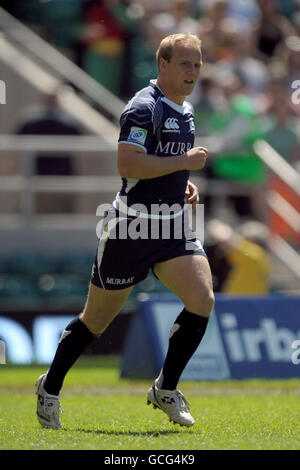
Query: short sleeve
[[118, 103, 155, 153]]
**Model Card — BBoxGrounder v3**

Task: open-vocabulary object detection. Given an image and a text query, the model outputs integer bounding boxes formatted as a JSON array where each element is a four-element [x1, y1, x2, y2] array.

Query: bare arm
[[118, 143, 208, 179]]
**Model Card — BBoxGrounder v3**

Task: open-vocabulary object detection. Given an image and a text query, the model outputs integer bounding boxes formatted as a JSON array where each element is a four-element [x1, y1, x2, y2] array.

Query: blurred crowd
[[4, 1, 299, 136], [5, 0, 299, 159], [2, 0, 300, 294], [3, 1, 300, 98]]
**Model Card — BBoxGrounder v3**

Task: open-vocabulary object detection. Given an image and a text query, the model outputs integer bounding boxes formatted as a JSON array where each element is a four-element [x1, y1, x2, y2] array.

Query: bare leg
[[154, 254, 214, 317], [43, 282, 133, 395], [80, 282, 133, 335]]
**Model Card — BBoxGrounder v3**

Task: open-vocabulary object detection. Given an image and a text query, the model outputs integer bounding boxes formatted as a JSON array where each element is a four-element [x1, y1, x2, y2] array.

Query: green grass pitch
[[0, 356, 299, 450]]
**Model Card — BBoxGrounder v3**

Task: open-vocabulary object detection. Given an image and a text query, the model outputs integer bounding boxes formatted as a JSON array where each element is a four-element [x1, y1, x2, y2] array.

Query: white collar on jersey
[[150, 80, 191, 114]]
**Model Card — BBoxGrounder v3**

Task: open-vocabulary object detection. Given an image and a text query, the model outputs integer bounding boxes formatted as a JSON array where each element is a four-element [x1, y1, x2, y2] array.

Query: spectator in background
[[226, 0, 260, 34], [284, 35, 300, 93], [149, 0, 200, 40], [264, 86, 299, 168], [207, 218, 271, 295], [150, 0, 203, 105], [198, 0, 259, 62], [194, 65, 227, 136], [15, 86, 82, 213], [81, 0, 136, 97], [253, 0, 295, 62], [202, 72, 267, 221], [7, 0, 86, 63], [203, 237, 232, 293], [128, 3, 160, 93], [214, 31, 270, 94], [130, 0, 201, 94], [197, 0, 230, 62]]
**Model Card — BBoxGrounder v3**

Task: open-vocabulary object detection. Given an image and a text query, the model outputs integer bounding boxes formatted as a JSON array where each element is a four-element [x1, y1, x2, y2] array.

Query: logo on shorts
[[106, 277, 134, 286], [128, 127, 147, 145]]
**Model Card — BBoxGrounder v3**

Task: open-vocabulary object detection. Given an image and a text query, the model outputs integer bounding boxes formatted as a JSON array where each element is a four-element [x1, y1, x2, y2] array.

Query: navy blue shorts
[[91, 208, 206, 290]]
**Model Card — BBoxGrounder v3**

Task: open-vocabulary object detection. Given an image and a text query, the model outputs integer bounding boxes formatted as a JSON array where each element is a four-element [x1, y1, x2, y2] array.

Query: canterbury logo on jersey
[[163, 118, 180, 132]]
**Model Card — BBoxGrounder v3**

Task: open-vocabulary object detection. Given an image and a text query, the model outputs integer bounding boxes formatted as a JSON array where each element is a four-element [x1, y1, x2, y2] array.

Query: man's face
[[159, 42, 202, 103]]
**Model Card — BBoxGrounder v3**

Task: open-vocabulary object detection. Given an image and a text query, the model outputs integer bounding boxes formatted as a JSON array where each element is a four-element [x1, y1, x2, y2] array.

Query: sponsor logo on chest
[[155, 141, 192, 155]]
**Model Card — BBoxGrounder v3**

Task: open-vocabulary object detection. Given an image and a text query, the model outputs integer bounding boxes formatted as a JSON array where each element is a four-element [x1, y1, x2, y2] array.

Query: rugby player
[[36, 33, 214, 429]]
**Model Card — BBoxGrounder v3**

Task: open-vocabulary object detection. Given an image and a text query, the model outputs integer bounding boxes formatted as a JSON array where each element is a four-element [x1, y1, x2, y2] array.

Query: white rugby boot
[[147, 376, 195, 427], [35, 374, 62, 429]]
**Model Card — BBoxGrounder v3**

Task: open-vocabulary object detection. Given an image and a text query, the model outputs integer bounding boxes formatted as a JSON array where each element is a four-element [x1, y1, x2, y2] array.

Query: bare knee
[[79, 283, 132, 335], [185, 287, 215, 317], [79, 309, 100, 336], [203, 288, 215, 315], [80, 306, 118, 336]]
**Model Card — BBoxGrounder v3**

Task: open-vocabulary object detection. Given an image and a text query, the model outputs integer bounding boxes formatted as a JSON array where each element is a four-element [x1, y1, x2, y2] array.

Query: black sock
[[43, 317, 96, 395], [161, 309, 209, 391]]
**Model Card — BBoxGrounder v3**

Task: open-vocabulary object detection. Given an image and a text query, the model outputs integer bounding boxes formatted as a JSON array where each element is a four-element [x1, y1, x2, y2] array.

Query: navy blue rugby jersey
[[116, 80, 195, 212]]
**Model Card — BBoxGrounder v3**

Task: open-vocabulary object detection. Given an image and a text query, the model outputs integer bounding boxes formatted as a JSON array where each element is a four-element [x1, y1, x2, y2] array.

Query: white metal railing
[[0, 135, 115, 153], [254, 139, 300, 280], [254, 139, 300, 235], [0, 136, 256, 228], [0, 36, 119, 141], [0, 136, 119, 223], [0, 175, 121, 193], [270, 235, 300, 279], [1, 138, 299, 198], [267, 191, 300, 233], [254, 139, 300, 229], [1, 137, 298, 217], [0, 135, 256, 205], [254, 140, 300, 196], [0, 7, 125, 122]]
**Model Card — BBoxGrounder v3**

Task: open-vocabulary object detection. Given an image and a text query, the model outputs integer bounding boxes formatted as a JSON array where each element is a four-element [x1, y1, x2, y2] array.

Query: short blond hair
[[156, 34, 202, 70]]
